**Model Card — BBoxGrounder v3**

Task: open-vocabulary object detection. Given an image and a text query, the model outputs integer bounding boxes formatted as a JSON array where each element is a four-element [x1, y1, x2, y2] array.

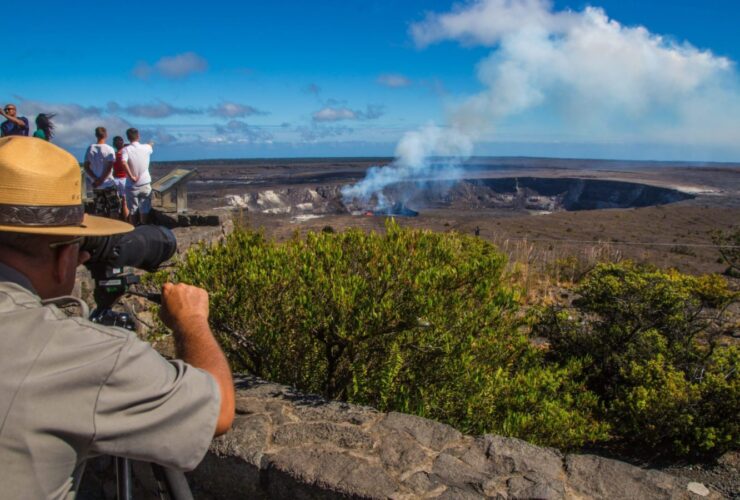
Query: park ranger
[[0, 136, 234, 499]]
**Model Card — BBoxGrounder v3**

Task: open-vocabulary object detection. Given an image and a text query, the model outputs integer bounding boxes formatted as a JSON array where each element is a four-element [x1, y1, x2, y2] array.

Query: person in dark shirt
[[0, 104, 30, 137]]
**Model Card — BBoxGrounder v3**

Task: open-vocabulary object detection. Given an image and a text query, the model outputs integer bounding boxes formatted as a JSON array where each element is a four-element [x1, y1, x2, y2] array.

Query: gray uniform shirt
[[0, 264, 220, 499]]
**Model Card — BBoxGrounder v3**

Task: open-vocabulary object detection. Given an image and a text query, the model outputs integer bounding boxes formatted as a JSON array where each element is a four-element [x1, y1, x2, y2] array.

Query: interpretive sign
[[151, 168, 198, 213]]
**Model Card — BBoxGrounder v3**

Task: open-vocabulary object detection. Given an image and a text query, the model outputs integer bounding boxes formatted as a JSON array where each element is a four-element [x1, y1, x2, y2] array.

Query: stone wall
[[188, 376, 718, 499]]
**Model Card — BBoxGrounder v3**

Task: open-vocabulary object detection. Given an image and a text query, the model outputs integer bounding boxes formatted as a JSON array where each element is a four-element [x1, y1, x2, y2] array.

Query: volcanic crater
[[223, 177, 695, 216]]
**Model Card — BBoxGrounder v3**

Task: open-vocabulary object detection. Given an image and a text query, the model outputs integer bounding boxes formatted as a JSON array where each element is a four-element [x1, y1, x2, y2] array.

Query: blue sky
[[4, 0, 740, 161]]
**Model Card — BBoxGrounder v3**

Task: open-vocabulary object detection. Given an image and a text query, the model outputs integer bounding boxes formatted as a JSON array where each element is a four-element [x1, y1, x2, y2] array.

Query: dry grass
[[492, 236, 623, 305]]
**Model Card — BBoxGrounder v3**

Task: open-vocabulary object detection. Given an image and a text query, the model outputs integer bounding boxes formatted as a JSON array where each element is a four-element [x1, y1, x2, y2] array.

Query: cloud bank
[[312, 104, 384, 122], [377, 74, 412, 88], [17, 98, 131, 148], [210, 102, 266, 118], [298, 124, 354, 142], [133, 52, 209, 79], [213, 120, 273, 144], [108, 101, 200, 118], [411, 0, 739, 144]]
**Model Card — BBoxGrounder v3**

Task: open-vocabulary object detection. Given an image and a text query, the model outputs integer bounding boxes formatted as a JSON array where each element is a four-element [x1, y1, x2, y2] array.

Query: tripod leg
[[151, 464, 194, 500], [115, 457, 133, 500]]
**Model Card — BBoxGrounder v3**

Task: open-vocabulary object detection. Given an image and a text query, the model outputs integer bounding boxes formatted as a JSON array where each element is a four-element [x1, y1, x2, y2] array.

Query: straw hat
[[0, 136, 132, 235]]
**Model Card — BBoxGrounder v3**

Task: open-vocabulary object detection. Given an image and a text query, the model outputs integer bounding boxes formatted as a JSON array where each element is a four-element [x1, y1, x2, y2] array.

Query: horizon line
[[148, 154, 740, 167]]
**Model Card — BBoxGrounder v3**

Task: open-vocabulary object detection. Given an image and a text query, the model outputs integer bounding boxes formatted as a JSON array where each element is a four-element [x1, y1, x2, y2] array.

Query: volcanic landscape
[[151, 157, 740, 275]]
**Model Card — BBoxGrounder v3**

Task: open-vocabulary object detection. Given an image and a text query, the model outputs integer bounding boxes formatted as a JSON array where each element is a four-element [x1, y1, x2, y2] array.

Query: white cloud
[[409, 0, 740, 147], [313, 107, 357, 122], [133, 52, 208, 79], [213, 120, 273, 144], [298, 125, 353, 142], [17, 98, 131, 148], [411, 0, 570, 47], [377, 74, 412, 88], [312, 105, 384, 122], [209, 102, 266, 118], [140, 128, 179, 145], [108, 101, 200, 118]]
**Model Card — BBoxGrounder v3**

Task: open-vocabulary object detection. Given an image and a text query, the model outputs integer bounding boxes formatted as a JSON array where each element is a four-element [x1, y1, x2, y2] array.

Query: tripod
[[89, 280, 194, 500], [115, 458, 193, 500]]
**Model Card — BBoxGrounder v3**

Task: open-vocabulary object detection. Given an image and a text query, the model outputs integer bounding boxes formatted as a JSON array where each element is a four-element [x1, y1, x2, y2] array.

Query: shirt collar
[[0, 261, 37, 294]]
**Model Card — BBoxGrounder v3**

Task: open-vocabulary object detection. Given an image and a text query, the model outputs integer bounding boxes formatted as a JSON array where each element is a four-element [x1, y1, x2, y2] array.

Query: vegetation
[[154, 221, 738, 457], [534, 262, 739, 457], [712, 227, 740, 277]]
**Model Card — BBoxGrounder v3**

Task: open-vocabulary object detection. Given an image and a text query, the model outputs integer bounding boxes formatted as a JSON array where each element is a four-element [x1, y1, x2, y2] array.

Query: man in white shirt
[[83, 127, 115, 191], [121, 128, 154, 225], [83, 127, 119, 219]]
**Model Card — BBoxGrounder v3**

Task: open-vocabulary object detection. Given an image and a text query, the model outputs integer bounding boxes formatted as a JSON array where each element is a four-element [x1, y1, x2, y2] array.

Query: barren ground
[[152, 156, 740, 276]]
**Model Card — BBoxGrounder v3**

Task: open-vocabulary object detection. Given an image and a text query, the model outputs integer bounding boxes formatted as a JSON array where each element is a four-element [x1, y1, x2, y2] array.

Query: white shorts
[[126, 183, 153, 215], [113, 178, 127, 198]]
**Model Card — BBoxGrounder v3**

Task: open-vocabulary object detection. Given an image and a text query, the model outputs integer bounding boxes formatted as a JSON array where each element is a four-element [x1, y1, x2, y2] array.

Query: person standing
[[83, 127, 115, 190], [112, 136, 130, 220], [33, 113, 56, 141], [121, 128, 154, 225], [0, 103, 30, 137], [83, 127, 117, 218]]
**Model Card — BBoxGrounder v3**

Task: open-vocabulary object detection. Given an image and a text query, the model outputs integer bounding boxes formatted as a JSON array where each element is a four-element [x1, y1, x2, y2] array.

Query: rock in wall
[[188, 376, 719, 499]]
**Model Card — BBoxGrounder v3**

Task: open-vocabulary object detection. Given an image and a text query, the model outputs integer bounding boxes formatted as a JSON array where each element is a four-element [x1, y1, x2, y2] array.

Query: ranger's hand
[[159, 282, 210, 332]]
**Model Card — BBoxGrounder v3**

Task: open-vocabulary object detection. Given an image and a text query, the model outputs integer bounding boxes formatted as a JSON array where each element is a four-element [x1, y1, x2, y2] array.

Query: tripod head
[[84, 225, 176, 328]]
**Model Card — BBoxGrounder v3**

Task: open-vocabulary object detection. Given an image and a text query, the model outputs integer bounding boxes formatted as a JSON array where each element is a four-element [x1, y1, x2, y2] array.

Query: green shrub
[[156, 220, 606, 448], [712, 227, 740, 276], [534, 262, 739, 457]]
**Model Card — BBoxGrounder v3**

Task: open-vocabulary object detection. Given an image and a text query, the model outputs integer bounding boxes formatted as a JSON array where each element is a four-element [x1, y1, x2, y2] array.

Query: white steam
[[343, 0, 739, 207], [341, 125, 473, 207]]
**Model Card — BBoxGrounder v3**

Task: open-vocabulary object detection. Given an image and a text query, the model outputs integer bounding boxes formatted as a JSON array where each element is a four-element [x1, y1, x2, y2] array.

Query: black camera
[[83, 225, 177, 328]]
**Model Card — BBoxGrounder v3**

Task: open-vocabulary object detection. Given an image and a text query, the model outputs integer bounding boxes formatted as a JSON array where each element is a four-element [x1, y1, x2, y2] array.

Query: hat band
[[0, 204, 84, 227]]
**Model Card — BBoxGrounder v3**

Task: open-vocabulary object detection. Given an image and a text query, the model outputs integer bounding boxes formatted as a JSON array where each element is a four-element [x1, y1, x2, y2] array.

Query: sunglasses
[[49, 236, 85, 249], [4, 108, 15, 112]]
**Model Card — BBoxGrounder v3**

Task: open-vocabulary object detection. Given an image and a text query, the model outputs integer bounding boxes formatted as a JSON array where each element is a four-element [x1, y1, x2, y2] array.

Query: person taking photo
[[0, 137, 234, 498]]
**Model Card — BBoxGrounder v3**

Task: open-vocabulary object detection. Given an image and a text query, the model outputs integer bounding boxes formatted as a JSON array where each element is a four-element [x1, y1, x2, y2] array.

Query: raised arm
[[159, 283, 235, 436], [0, 110, 27, 129]]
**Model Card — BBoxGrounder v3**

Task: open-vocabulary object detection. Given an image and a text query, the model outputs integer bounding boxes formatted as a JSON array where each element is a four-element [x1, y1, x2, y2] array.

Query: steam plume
[[343, 0, 739, 207], [341, 125, 473, 208]]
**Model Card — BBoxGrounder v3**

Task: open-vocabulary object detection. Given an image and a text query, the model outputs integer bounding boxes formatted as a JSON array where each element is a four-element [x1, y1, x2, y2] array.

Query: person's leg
[[138, 194, 146, 225], [138, 185, 152, 225], [126, 187, 139, 225], [121, 196, 129, 221], [115, 179, 129, 220]]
